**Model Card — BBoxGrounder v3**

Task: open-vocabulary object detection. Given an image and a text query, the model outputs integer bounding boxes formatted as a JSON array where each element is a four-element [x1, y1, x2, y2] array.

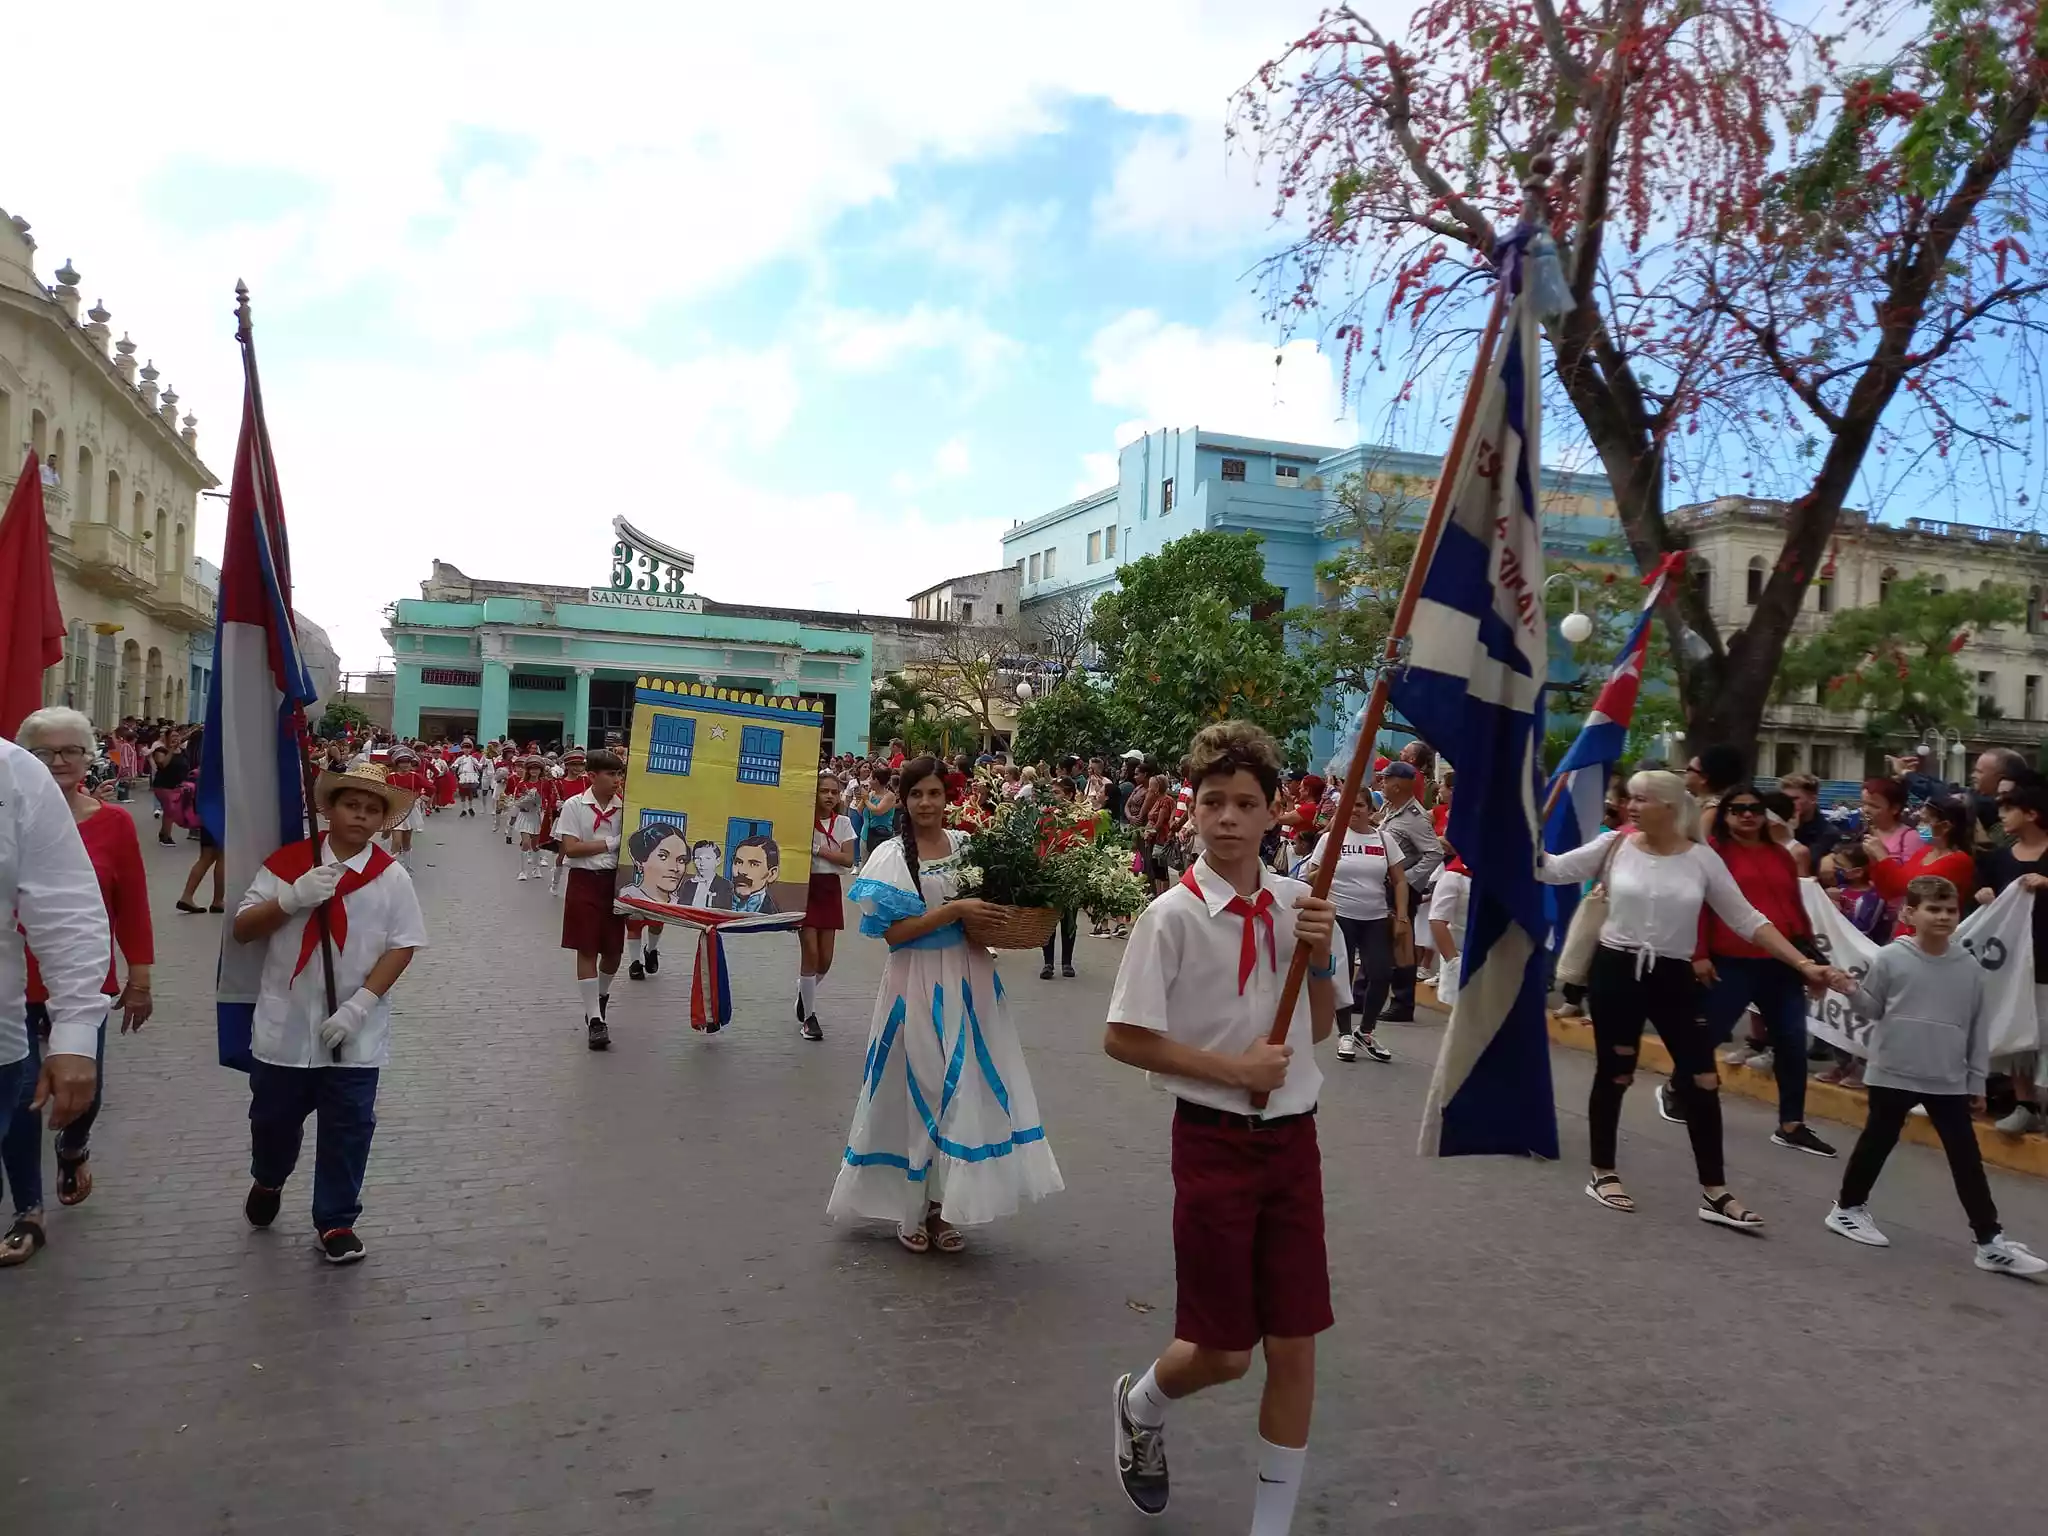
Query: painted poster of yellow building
[[613, 677, 821, 923]]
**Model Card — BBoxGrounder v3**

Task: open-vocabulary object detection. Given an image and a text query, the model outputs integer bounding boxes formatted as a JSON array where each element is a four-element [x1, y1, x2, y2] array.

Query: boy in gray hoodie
[[1825, 876, 2046, 1276]]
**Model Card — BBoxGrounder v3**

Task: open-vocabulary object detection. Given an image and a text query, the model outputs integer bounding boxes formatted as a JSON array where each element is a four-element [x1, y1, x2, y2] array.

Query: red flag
[[0, 453, 66, 740]]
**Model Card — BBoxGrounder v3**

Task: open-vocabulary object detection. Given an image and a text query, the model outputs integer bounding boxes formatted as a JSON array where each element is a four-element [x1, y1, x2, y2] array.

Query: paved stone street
[[5, 810, 2046, 1534]]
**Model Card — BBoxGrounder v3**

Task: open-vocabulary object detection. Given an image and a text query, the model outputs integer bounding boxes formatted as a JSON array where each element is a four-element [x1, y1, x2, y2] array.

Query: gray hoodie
[[1846, 937, 1989, 1098]]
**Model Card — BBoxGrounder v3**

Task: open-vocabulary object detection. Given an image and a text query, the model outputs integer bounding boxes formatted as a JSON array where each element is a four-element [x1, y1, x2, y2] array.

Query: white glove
[[279, 860, 346, 916], [602, 833, 620, 855], [317, 987, 378, 1055]]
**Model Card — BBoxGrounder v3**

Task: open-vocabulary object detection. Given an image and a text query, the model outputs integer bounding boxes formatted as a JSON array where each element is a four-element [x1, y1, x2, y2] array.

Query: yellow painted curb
[[1546, 1012, 2048, 1182]]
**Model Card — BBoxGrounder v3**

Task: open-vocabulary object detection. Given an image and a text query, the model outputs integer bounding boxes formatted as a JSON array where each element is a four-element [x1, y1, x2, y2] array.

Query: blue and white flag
[[202, 367, 319, 1071], [1541, 553, 1683, 949], [1393, 272, 1559, 1160]]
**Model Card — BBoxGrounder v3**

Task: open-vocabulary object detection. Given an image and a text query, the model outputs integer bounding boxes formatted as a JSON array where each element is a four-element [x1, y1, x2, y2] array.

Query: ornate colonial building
[[1678, 497, 2048, 781], [0, 207, 219, 726]]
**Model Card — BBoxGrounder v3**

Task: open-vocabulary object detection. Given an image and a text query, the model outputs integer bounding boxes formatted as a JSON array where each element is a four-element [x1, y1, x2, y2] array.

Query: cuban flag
[[1542, 554, 1685, 947], [1392, 261, 1559, 1160], [203, 361, 319, 1071]]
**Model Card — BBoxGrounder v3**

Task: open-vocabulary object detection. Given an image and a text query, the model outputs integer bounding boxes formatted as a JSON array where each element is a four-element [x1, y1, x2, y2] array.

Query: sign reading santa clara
[[586, 588, 705, 613]]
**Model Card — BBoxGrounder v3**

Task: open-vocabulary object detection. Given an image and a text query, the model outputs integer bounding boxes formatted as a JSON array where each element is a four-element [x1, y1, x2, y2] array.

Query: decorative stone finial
[[52, 258, 81, 321], [139, 359, 159, 409], [9, 215, 31, 249], [83, 299, 111, 352], [160, 385, 179, 424], [180, 412, 197, 449], [113, 331, 137, 384]]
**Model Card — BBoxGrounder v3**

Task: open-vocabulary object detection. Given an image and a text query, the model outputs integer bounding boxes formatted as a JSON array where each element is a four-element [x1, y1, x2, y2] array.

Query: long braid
[[896, 756, 941, 898]]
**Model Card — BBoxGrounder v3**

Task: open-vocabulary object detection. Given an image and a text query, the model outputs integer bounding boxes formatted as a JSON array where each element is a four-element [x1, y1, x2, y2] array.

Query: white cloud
[[885, 202, 1062, 289], [815, 305, 1017, 388], [1085, 309, 1353, 451], [890, 435, 974, 494], [1073, 450, 1120, 498], [1093, 121, 1277, 253]]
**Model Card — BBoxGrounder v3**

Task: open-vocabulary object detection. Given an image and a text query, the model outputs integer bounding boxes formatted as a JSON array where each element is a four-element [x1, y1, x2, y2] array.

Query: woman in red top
[[1690, 787, 1836, 1157], [1, 709, 154, 1265], [1865, 797, 1978, 931]]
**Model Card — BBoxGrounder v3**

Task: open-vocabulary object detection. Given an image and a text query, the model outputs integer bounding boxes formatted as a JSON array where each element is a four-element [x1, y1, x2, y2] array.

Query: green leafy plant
[[952, 797, 1147, 920]]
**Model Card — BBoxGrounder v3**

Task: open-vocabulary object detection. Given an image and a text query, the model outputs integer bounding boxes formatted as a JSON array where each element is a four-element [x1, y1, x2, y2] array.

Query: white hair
[[1626, 769, 1700, 840], [17, 706, 95, 747]]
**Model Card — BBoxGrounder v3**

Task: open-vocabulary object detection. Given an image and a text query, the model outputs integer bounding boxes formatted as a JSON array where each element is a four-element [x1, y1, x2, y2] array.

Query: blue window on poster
[[640, 808, 687, 837], [648, 715, 695, 775], [737, 726, 783, 786]]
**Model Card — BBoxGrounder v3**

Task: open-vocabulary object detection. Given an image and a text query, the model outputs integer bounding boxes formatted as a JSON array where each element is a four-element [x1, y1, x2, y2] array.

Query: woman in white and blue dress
[[829, 756, 1063, 1253]]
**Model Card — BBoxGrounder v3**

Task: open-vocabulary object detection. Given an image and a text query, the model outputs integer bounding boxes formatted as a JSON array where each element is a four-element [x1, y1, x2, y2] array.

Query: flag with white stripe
[[1394, 275, 1559, 1159], [1541, 553, 1683, 947], [202, 377, 318, 1071]]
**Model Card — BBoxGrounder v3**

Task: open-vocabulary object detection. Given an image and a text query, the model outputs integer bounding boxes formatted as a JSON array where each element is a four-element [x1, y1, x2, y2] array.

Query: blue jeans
[[1, 1008, 110, 1215], [1701, 954, 1810, 1126], [249, 1062, 380, 1233]]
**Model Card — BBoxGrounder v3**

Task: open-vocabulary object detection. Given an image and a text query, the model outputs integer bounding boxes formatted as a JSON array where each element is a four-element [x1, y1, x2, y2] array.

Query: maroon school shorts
[[802, 872, 845, 930], [561, 868, 626, 962], [1170, 1101, 1333, 1351]]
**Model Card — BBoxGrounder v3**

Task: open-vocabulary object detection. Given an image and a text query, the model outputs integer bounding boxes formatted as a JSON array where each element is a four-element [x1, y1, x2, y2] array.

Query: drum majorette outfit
[[828, 831, 1063, 1231]]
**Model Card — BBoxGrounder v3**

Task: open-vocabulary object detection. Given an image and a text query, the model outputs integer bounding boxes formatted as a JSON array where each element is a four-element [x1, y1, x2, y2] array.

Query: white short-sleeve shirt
[[811, 813, 857, 875], [1106, 857, 1350, 1119], [553, 790, 626, 871], [1307, 826, 1390, 920], [239, 842, 430, 1069]]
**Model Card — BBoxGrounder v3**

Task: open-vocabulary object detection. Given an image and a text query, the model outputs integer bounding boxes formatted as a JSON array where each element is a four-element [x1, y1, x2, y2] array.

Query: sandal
[[1699, 1192, 1765, 1232], [1584, 1174, 1635, 1213], [57, 1150, 92, 1207], [925, 1207, 966, 1254], [896, 1225, 931, 1254], [0, 1214, 46, 1267]]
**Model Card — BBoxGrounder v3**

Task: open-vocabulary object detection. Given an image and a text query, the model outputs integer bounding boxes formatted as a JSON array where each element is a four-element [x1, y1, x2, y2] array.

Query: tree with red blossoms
[[1234, 0, 2048, 754]]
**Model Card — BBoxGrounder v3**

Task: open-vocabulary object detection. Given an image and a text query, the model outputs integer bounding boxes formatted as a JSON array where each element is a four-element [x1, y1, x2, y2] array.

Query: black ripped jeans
[[1586, 946, 1724, 1186]]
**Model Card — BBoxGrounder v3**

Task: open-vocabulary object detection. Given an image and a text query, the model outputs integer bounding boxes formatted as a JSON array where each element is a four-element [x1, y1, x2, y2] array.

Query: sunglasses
[[1725, 802, 1766, 815]]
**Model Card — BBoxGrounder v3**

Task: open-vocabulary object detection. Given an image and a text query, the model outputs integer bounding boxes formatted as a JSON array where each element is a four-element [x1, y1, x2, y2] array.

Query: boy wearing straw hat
[[231, 762, 429, 1265]]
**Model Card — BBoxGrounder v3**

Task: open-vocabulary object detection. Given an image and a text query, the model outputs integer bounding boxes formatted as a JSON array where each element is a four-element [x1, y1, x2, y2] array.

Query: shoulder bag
[[1554, 834, 1627, 987]]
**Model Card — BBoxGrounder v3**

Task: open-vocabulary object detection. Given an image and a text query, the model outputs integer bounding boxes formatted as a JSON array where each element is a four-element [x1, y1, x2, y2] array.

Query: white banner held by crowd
[[1799, 880, 2039, 1058]]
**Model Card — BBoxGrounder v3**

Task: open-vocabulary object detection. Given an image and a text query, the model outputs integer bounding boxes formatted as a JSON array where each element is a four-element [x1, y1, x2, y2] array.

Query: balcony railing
[[144, 573, 217, 632], [69, 522, 156, 595]]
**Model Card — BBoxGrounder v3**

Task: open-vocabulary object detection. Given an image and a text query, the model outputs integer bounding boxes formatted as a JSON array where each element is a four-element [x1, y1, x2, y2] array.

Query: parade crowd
[[4, 708, 2046, 1535]]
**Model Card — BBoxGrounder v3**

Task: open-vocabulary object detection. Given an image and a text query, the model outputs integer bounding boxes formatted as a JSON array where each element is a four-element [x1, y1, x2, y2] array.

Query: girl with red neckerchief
[[798, 776, 857, 1041]]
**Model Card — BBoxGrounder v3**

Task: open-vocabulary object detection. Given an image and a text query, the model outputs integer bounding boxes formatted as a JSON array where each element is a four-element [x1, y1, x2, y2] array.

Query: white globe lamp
[[1015, 681, 1034, 703], [1559, 610, 1594, 645]]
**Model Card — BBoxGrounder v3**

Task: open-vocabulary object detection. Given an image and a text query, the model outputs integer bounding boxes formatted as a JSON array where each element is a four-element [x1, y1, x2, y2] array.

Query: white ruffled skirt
[[828, 931, 1063, 1230]]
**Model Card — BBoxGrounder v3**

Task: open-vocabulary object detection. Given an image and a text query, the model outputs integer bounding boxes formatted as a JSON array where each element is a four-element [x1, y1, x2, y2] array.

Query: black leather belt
[[1175, 1100, 1317, 1133]]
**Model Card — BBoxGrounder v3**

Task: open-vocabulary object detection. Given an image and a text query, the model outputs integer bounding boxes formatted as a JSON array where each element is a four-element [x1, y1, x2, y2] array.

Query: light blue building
[[1001, 427, 1627, 758]]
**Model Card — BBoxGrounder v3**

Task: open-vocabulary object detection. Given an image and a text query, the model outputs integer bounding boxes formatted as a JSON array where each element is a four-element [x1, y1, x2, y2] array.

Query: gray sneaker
[[1112, 1372, 1169, 1516], [1995, 1105, 2044, 1136]]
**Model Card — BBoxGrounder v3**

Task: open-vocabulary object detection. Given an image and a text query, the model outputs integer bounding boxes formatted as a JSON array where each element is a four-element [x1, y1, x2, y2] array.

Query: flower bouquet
[[953, 797, 1149, 949]]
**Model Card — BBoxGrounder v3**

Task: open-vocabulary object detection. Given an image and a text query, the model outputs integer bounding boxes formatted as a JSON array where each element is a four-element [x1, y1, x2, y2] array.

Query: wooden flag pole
[[1249, 279, 1513, 1110], [235, 282, 342, 1051]]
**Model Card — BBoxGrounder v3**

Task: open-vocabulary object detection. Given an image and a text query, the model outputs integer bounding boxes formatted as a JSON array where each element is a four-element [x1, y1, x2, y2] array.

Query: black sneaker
[[1360, 1032, 1393, 1063], [643, 949, 660, 975], [1112, 1372, 1169, 1516], [504, 834, 513, 844], [587, 1018, 611, 1051], [318, 1228, 366, 1264], [1771, 1123, 1838, 1158], [245, 1183, 282, 1228], [1656, 1082, 1688, 1124], [629, 960, 646, 981], [1062, 965, 1077, 978], [800, 1016, 823, 1042], [1040, 964, 1055, 980]]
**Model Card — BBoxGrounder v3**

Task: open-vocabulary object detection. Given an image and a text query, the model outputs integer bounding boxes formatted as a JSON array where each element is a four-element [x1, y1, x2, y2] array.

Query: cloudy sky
[[7, 0, 1400, 670]]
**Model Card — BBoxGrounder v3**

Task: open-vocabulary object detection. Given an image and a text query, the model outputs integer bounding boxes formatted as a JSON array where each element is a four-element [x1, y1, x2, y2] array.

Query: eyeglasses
[[30, 745, 89, 764], [1725, 803, 1765, 815]]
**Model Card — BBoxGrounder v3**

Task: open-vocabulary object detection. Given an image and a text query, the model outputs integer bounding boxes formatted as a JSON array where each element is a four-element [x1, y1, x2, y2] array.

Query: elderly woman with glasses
[[1688, 788, 1837, 1161], [0, 708, 155, 1265]]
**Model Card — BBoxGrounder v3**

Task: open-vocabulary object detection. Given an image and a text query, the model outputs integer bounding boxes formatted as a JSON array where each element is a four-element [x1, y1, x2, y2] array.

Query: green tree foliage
[[870, 673, 933, 746], [316, 700, 373, 738], [1107, 592, 1327, 768], [1088, 530, 1282, 671], [1012, 678, 1119, 767], [1773, 575, 2024, 742], [1287, 471, 1417, 696]]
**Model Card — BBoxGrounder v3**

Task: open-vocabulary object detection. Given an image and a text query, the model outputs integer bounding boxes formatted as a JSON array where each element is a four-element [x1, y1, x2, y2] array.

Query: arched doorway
[[145, 647, 164, 718], [120, 638, 142, 719], [76, 444, 94, 520], [93, 632, 116, 727]]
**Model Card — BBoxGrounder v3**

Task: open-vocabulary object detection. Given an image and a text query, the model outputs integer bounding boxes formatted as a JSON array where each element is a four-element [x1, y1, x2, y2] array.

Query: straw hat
[[313, 761, 417, 831]]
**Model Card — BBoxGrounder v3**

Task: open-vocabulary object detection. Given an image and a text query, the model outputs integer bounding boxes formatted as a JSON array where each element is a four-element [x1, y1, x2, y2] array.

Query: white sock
[[628, 934, 644, 965], [577, 975, 599, 1020], [798, 973, 818, 1017], [598, 968, 615, 998], [1125, 1364, 1170, 1428], [1249, 1439, 1307, 1536], [642, 929, 660, 955]]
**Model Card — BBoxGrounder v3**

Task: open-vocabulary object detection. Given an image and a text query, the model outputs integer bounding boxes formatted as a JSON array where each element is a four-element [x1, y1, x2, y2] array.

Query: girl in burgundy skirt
[[799, 775, 857, 1041]]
